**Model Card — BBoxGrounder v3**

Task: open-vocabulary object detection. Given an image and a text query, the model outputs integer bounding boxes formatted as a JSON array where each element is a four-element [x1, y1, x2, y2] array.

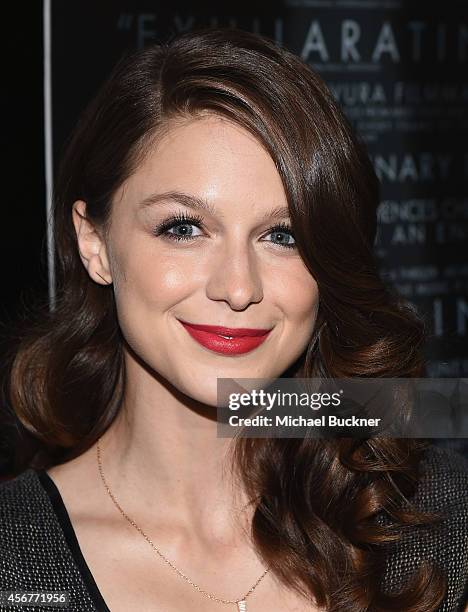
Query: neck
[[95, 347, 252, 543]]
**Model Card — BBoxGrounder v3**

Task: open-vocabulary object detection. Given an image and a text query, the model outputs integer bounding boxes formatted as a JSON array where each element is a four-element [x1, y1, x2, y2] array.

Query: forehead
[[113, 114, 287, 214]]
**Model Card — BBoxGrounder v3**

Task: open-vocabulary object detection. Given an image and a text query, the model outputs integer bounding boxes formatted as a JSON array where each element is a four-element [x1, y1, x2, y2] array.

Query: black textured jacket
[[0, 446, 467, 611]]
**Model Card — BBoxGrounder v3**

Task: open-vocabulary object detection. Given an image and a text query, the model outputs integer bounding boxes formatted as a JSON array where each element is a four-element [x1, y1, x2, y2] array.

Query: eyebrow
[[138, 190, 291, 222]]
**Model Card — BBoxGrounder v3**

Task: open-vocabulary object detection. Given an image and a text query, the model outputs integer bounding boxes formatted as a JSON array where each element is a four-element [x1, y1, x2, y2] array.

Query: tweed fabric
[[0, 468, 99, 611], [0, 445, 466, 611]]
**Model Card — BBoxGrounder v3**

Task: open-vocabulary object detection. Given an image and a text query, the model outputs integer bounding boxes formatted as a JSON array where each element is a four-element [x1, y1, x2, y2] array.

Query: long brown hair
[[3, 27, 446, 611]]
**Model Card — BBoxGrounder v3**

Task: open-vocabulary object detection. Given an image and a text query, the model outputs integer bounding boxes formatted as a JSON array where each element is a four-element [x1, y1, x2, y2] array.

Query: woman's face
[[76, 114, 319, 406]]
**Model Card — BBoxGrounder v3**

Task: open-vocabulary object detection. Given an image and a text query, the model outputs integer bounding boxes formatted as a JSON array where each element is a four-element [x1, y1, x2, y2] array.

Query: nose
[[205, 240, 264, 311]]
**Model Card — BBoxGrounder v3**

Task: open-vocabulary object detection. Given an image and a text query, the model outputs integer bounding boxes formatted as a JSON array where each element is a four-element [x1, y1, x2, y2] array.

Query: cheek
[[110, 244, 200, 365], [114, 245, 198, 308]]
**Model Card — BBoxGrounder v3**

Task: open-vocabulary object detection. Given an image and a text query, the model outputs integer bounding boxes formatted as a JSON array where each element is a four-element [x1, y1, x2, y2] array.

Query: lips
[[178, 319, 272, 355]]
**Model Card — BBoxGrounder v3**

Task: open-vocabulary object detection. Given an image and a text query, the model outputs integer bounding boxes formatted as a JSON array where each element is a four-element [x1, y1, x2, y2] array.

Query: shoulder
[[415, 444, 468, 501], [381, 445, 468, 611], [0, 469, 54, 556], [0, 469, 51, 583], [0, 469, 62, 564], [0, 468, 45, 517], [0, 469, 99, 609], [413, 445, 468, 563]]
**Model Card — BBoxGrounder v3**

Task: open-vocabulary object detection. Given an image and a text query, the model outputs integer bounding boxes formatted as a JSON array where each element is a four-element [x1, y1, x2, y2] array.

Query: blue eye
[[152, 212, 296, 250], [264, 223, 296, 249], [164, 221, 203, 239], [152, 212, 205, 242]]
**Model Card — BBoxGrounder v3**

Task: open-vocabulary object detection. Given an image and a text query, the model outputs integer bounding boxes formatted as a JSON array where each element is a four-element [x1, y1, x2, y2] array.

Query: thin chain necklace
[[96, 438, 269, 611]]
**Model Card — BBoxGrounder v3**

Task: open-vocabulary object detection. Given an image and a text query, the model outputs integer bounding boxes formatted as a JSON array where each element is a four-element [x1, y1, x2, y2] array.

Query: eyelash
[[152, 211, 296, 250]]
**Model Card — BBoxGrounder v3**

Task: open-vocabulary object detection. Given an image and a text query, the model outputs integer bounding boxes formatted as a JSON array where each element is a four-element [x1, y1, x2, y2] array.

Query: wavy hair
[[2, 27, 446, 611]]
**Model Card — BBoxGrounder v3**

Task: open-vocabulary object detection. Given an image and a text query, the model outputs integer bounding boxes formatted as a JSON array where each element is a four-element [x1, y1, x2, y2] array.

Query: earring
[[96, 271, 111, 285]]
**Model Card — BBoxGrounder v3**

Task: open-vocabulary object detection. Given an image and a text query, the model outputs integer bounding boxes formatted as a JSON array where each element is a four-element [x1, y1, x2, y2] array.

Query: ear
[[72, 200, 113, 285]]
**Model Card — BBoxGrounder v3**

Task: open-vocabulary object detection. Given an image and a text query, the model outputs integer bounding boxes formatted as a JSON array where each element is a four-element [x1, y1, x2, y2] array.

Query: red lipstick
[[178, 320, 272, 355]]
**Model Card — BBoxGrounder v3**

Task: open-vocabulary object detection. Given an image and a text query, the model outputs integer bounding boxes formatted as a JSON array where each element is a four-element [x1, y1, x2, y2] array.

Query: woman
[[1, 27, 467, 612]]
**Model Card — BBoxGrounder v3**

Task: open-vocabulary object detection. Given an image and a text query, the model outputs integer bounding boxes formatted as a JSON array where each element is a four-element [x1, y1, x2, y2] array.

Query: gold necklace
[[96, 438, 269, 611]]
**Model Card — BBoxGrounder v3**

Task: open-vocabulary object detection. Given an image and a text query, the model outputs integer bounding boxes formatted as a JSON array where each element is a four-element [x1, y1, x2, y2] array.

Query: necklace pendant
[[237, 601, 247, 611]]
